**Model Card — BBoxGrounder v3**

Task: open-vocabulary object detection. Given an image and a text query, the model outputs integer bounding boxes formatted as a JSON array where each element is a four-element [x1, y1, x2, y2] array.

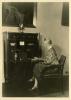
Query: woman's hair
[[48, 40, 52, 45], [44, 38, 46, 41], [43, 37, 52, 45]]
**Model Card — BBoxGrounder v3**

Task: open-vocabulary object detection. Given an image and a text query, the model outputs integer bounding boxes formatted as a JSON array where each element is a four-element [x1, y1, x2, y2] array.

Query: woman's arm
[[31, 57, 44, 62]]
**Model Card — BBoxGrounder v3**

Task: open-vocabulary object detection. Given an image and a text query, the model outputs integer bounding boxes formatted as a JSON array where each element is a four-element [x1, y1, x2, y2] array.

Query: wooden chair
[[39, 55, 66, 93]]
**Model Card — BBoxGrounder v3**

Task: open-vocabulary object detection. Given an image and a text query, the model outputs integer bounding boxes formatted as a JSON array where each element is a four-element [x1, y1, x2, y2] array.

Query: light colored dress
[[33, 46, 59, 79]]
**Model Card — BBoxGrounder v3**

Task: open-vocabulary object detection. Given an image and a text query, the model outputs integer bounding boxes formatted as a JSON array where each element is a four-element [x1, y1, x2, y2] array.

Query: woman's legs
[[29, 62, 47, 90], [31, 63, 45, 90], [31, 77, 38, 90]]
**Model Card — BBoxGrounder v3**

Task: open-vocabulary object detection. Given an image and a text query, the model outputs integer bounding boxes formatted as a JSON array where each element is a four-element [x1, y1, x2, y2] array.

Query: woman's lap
[[33, 62, 48, 79]]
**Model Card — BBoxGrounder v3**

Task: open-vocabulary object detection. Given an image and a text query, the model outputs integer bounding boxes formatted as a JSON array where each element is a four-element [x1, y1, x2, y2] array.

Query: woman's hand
[[32, 57, 39, 62], [31, 57, 44, 63]]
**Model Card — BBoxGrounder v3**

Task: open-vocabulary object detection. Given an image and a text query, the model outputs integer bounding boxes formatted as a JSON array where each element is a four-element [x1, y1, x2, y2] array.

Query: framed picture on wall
[[2, 2, 37, 28]]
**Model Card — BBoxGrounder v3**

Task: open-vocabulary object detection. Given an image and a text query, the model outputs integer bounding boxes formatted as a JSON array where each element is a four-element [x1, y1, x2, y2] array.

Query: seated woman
[[29, 38, 59, 90]]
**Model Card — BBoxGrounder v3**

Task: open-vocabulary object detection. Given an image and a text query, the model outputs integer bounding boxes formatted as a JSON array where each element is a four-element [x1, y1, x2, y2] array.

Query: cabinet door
[[3, 32, 39, 83]]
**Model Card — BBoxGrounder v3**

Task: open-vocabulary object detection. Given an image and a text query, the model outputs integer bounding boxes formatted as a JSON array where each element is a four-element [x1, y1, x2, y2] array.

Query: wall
[[37, 2, 69, 75]]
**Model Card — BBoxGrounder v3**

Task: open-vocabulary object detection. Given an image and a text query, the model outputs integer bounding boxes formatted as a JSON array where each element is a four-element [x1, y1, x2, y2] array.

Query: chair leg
[[61, 76, 64, 94], [58, 77, 61, 93], [59, 76, 64, 94], [57, 77, 62, 93]]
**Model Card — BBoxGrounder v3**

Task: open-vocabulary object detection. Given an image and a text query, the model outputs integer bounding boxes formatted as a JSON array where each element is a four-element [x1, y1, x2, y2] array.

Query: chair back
[[40, 55, 66, 78], [59, 55, 66, 66]]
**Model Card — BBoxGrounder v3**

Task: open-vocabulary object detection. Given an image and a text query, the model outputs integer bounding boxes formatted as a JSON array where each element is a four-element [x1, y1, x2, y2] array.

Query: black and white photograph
[[2, 2, 69, 97]]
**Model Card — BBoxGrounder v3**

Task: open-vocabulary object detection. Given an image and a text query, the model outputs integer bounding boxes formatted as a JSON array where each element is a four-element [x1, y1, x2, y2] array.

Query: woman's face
[[44, 39, 49, 44]]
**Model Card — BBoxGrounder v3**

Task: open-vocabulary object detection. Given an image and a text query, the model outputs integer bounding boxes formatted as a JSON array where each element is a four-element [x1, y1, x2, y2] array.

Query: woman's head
[[47, 39, 52, 45], [44, 37, 52, 45]]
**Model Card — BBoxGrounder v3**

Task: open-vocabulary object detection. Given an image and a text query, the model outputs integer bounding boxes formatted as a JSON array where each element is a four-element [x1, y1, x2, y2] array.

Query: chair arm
[[40, 64, 63, 76], [42, 64, 62, 68]]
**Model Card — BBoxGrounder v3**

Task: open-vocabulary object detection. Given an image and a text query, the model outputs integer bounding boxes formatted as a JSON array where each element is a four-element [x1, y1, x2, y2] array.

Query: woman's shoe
[[28, 76, 34, 82], [31, 85, 38, 90], [31, 78, 38, 90], [28, 78, 34, 82], [29, 86, 38, 91]]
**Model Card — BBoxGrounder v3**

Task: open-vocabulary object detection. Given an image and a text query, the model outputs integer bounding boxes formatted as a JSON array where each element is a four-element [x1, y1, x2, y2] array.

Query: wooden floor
[[2, 75, 69, 97]]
